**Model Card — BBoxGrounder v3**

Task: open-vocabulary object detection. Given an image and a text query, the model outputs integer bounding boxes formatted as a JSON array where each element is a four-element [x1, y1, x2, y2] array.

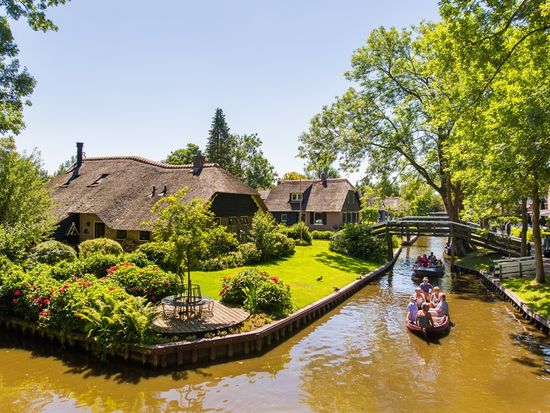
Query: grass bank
[[193, 240, 382, 310], [456, 248, 500, 272], [502, 278, 550, 318], [458, 249, 549, 319]]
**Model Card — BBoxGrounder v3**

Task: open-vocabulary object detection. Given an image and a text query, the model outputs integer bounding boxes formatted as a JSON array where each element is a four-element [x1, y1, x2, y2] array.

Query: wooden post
[[385, 225, 393, 261]]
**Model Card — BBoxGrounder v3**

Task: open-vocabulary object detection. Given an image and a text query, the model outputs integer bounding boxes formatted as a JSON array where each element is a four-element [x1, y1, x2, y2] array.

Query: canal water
[[1, 237, 549, 412]]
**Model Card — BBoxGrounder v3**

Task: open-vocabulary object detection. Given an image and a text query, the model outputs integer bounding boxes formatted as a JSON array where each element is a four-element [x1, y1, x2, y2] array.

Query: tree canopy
[[164, 143, 200, 165]]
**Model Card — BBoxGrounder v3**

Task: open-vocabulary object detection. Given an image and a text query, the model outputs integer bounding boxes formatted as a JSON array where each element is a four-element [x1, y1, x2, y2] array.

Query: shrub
[[30, 240, 77, 265], [0, 267, 26, 315], [79, 238, 123, 258], [122, 251, 152, 268], [311, 230, 333, 240], [49, 260, 79, 281], [107, 263, 179, 302], [220, 269, 292, 318], [249, 212, 295, 261], [330, 224, 387, 262], [79, 253, 119, 277], [208, 228, 239, 257], [284, 222, 312, 245], [136, 241, 176, 272], [237, 242, 262, 264], [197, 251, 244, 271]]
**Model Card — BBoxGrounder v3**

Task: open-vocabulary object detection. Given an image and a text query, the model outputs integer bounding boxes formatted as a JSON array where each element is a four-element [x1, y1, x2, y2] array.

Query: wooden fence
[[493, 257, 536, 280]]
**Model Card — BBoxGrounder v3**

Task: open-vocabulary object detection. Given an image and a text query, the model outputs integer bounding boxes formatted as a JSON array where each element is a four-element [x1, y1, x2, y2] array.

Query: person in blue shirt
[[419, 277, 433, 300], [407, 295, 418, 323], [434, 293, 449, 318]]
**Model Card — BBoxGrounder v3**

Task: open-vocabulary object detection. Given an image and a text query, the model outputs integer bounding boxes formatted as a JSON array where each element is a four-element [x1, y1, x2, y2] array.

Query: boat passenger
[[433, 293, 449, 317], [416, 303, 434, 330], [430, 286, 442, 308], [419, 277, 433, 300], [407, 295, 418, 323], [436, 259, 444, 268], [420, 254, 430, 267], [414, 287, 425, 309]]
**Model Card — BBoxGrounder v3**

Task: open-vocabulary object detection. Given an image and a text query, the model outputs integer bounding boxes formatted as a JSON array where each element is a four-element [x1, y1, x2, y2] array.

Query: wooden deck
[[152, 300, 250, 335]]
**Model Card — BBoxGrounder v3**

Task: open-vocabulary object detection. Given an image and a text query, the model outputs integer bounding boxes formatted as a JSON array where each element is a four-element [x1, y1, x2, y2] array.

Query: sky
[[11, 0, 440, 180]]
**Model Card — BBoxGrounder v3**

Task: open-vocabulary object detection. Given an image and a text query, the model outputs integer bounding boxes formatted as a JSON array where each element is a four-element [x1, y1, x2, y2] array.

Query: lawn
[[502, 278, 550, 319], [192, 240, 382, 310], [456, 248, 501, 272]]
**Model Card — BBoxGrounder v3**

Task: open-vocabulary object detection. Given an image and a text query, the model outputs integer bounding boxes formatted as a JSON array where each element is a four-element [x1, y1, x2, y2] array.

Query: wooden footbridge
[[370, 215, 523, 258]]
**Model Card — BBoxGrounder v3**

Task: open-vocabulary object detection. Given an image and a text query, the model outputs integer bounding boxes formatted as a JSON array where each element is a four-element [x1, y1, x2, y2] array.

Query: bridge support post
[[386, 225, 393, 261]]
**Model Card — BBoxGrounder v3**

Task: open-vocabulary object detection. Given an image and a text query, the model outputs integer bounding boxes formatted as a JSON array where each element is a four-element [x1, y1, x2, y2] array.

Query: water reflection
[[0, 237, 549, 412]]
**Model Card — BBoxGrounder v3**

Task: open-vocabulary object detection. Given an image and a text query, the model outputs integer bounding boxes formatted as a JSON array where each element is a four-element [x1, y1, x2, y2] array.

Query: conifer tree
[[205, 108, 232, 169]]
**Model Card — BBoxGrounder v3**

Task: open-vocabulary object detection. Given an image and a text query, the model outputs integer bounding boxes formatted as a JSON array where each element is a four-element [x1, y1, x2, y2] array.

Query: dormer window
[[88, 174, 109, 187], [290, 193, 303, 202]]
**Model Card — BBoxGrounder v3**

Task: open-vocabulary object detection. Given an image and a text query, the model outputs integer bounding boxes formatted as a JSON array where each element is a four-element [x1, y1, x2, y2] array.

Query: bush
[[284, 222, 312, 245], [220, 269, 292, 318], [311, 230, 333, 240], [79, 253, 119, 277], [136, 241, 176, 272], [79, 238, 123, 258], [107, 263, 179, 302], [238, 242, 262, 264], [30, 240, 77, 265], [197, 251, 244, 271], [0, 263, 156, 358], [122, 251, 152, 268], [249, 212, 295, 261], [330, 224, 387, 262]]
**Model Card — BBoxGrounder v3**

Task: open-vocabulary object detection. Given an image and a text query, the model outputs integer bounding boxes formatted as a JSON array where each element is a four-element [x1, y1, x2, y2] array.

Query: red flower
[[11, 298, 18, 304], [270, 276, 279, 283], [13, 289, 21, 297], [43, 299, 50, 306]]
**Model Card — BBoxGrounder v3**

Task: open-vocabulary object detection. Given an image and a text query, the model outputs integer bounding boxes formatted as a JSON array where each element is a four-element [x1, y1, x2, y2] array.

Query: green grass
[[502, 278, 550, 318], [456, 248, 501, 272], [192, 240, 382, 310]]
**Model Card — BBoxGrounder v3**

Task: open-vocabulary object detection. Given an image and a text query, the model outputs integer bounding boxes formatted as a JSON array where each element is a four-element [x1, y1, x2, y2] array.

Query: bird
[[316, 275, 323, 281], [332, 286, 340, 292]]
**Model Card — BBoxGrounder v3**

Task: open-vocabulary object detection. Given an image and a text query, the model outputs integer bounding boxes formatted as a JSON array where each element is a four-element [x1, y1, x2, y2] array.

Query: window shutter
[[322, 212, 327, 225]]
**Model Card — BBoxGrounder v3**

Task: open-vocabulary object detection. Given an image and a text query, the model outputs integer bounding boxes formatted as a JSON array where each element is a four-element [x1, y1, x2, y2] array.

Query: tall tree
[[298, 25, 473, 253], [205, 108, 232, 169], [0, 1, 69, 135], [164, 143, 200, 165], [0, 137, 54, 261], [228, 133, 277, 189]]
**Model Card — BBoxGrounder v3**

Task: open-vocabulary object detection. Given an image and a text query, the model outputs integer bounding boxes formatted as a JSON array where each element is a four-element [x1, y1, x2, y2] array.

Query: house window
[[94, 222, 105, 238], [228, 217, 238, 232], [313, 212, 326, 225], [290, 193, 303, 202], [116, 230, 127, 240], [240, 216, 249, 225], [347, 192, 356, 205], [139, 231, 151, 241], [214, 217, 221, 225], [281, 214, 288, 223]]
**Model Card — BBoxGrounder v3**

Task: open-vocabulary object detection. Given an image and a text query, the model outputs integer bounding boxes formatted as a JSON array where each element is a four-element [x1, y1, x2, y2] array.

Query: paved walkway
[[152, 300, 249, 335]]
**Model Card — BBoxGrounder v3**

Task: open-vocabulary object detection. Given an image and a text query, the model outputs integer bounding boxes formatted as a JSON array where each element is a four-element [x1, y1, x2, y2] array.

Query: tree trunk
[[531, 179, 545, 284], [520, 197, 528, 256]]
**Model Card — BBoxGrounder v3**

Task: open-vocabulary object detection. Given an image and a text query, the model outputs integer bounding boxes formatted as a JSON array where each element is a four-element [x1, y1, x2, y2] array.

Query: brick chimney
[[76, 142, 84, 168], [192, 151, 205, 176], [321, 173, 328, 188]]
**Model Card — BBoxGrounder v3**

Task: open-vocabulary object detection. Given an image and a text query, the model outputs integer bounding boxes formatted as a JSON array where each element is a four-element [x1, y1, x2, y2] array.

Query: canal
[[1, 237, 549, 412]]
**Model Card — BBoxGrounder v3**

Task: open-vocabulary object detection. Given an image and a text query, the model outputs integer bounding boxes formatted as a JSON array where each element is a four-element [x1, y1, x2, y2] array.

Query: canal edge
[[453, 263, 549, 335]]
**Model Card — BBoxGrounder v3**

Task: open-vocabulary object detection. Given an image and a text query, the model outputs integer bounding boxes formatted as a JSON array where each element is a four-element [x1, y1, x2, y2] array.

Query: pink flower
[[11, 298, 18, 304], [13, 289, 21, 297], [43, 299, 50, 306]]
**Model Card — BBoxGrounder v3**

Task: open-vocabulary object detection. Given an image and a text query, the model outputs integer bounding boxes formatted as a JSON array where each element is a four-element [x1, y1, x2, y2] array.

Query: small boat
[[406, 315, 450, 336], [412, 265, 445, 278]]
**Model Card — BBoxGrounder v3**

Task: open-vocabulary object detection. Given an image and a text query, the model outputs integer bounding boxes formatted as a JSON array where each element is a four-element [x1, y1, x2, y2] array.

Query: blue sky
[[11, 0, 439, 179]]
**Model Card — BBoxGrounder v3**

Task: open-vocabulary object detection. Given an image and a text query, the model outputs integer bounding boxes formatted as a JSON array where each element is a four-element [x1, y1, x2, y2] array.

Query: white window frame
[[290, 193, 303, 202]]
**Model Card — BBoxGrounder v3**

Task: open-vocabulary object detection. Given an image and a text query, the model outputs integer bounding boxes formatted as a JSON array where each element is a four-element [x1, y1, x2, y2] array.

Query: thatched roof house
[[48, 143, 266, 248], [263, 178, 360, 231]]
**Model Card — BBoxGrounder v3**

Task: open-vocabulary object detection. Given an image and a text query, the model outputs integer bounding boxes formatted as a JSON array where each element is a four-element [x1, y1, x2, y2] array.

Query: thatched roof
[[264, 179, 356, 212], [47, 156, 261, 230]]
